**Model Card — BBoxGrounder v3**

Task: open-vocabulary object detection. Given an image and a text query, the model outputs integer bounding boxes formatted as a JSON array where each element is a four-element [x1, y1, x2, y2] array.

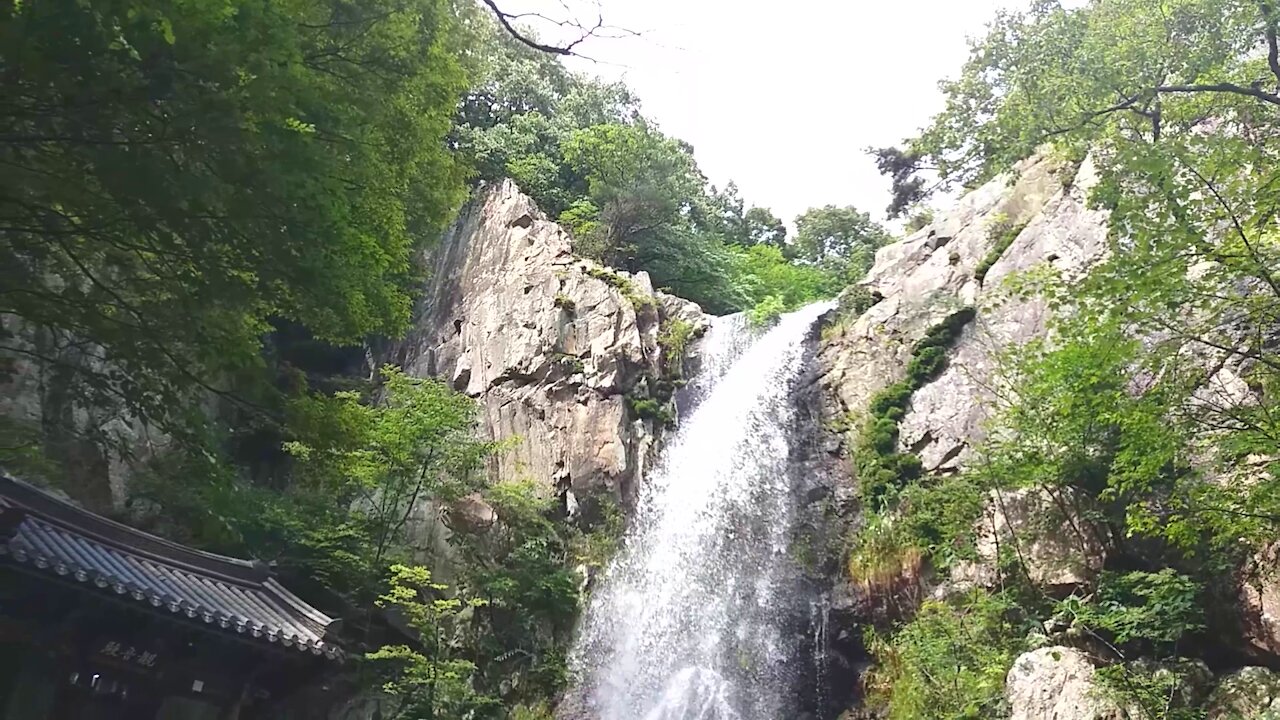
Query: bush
[[747, 294, 787, 328], [866, 591, 1028, 720], [587, 266, 655, 310], [658, 318, 697, 374], [896, 476, 986, 568], [847, 517, 923, 591], [905, 346, 948, 385], [627, 396, 674, 425], [869, 382, 914, 417], [1092, 661, 1208, 720], [1057, 570, 1204, 646]]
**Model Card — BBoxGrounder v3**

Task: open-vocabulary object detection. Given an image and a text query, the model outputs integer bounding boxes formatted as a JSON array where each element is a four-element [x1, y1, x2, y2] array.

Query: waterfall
[[568, 301, 835, 720]]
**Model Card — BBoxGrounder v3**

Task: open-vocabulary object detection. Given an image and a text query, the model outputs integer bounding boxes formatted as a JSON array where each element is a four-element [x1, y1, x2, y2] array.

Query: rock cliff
[[819, 153, 1108, 475], [385, 179, 710, 517], [816, 153, 1280, 719]]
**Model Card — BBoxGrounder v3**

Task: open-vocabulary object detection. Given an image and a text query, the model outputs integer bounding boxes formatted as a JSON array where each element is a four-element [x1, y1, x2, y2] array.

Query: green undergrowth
[[865, 590, 1031, 720], [863, 557, 1212, 719], [658, 318, 697, 373], [625, 316, 700, 427], [746, 293, 787, 328], [626, 395, 674, 425], [820, 286, 881, 342]]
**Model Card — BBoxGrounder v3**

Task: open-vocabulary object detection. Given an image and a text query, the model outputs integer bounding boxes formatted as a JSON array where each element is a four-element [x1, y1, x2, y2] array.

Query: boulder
[[1206, 666, 1280, 720], [1005, 647, 1125, 720], [447, 492, 497, 534]]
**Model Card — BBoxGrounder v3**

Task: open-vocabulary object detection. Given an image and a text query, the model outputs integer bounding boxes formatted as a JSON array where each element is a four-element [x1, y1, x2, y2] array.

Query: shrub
[[865, 591, 1028, 720], [847, 517, 923, 591], [658, 318, 697, 374], [626, 396, 674, 425], [852, 308, 975, 503], [905, 346, 947, 384], [747, 294, 787, 328], [841, 285, 880, 317], [896, 476, 986, 568], [587, 266, 655, 310], [1057, 570, 1204, 646], [869, 382, 913, 417]]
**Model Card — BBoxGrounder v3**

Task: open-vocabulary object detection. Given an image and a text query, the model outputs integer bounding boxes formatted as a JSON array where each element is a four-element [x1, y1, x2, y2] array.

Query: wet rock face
[[787, 321, 863, 719], [385, 179, 710, 508]]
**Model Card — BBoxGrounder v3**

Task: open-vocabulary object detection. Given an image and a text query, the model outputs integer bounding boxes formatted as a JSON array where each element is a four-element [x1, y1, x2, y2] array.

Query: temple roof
[[0, 475, 342, 660]]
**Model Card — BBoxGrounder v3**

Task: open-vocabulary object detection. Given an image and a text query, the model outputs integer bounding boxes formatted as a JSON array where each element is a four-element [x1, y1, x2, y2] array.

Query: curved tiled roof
[[0, 475, 342, 660]]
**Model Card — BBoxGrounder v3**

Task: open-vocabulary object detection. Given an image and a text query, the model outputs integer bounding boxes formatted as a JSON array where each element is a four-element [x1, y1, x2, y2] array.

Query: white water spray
[[568, 301, 835, 720]]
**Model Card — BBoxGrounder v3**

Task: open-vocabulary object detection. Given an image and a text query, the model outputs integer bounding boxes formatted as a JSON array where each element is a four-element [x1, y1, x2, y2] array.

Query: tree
[[860, 3, 1280, 707], [1, 0, 470, 446], [792, 205, 892, 286], [744, 206, 789, 248], [559, 122, 750, 312], [885, 0, 1273, 199], [452, 18, 640, 216], [477, 0, 638, 58], [889, 0, 1280, 497], [368, 564, 493, 719]]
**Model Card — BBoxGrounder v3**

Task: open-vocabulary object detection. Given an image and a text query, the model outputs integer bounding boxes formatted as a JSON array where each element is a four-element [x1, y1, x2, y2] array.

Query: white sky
[[507, 0, 1021, 225]]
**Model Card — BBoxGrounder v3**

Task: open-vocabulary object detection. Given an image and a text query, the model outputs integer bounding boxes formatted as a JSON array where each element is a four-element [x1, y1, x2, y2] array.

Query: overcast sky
[[505, 0, 1020, 225]]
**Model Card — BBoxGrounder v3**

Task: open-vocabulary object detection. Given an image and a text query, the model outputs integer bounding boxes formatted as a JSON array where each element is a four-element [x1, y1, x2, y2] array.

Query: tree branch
[[1039, 80, 1280, 147], [479, 0, 637, 57], [1261, 2, 1280, 87], [1173, 154, 1280, 299], [1154, 82, 1280, 106]]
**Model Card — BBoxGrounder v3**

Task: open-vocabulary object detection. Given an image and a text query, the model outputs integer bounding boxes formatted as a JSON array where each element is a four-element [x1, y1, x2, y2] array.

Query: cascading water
[[567, 301, 836, 720]]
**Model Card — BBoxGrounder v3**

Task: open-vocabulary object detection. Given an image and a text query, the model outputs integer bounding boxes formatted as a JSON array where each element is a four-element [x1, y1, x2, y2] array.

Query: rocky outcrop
[[0, 318, 166, 511], [820, 154, 1109, 474], [949, 487, 1107, 593], [1005, 647, 1124, 720], [386, 180, 711, 511], [817, 155, 1113, 639], [1005, 650, 1220, 720]]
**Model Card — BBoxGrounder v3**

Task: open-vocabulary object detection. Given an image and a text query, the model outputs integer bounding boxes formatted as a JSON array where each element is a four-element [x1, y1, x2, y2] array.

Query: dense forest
[[3, 0, 1279, 717]]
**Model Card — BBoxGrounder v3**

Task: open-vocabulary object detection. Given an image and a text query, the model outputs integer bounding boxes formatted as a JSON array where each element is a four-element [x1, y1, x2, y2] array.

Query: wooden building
[[0, 475, 344, 719]]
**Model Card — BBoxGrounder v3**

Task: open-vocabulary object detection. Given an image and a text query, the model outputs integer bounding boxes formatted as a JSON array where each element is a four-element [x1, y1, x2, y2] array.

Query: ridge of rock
[[386, 179, 711, 513]]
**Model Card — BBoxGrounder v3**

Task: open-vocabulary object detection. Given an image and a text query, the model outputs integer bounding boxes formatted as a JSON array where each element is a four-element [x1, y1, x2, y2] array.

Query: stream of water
[[567, 301, 835, 720]]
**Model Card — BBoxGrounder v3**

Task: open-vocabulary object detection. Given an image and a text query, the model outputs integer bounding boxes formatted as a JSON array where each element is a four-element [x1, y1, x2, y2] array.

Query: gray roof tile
[[0, 476, 343, 660]]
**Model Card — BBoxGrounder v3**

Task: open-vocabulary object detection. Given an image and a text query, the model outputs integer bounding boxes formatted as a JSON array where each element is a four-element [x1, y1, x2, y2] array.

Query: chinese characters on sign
[[99, 640, 158, 668]]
